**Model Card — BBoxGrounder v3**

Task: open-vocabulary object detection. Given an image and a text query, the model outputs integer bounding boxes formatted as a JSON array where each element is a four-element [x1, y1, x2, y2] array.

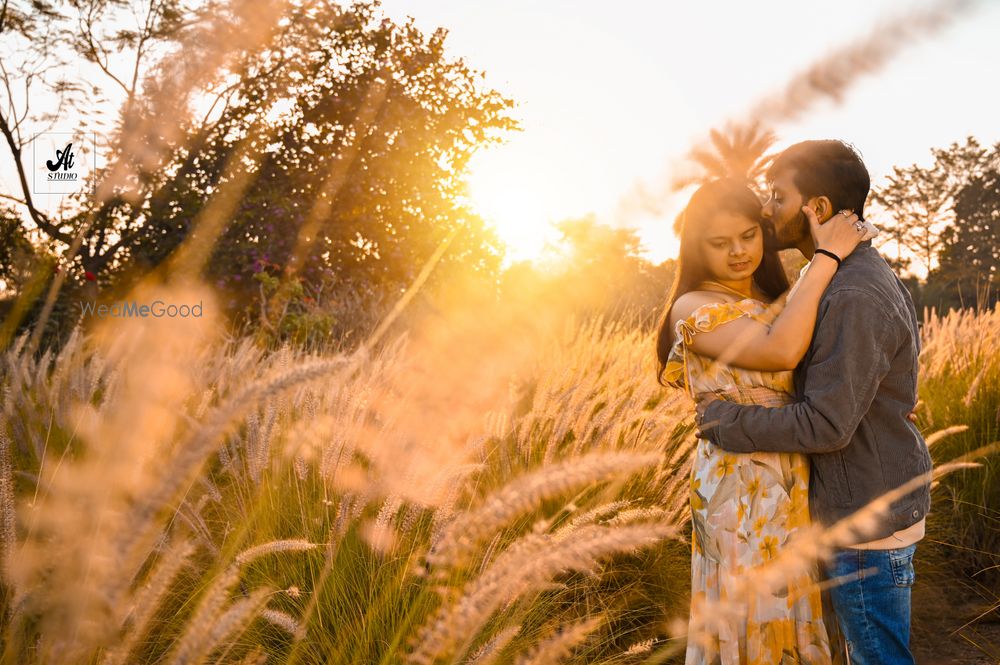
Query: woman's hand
[[805, 207, 867, 261]]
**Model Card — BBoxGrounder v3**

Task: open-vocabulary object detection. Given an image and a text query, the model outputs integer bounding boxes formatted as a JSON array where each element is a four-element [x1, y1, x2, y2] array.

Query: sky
[[377, 0, 1000, 267], [3, 0, 999, 275]]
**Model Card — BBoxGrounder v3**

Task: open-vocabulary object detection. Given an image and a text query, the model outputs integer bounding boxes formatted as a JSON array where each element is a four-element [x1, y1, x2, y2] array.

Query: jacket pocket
[[837, 450, 854, 504], [814, 451, 854, 507]]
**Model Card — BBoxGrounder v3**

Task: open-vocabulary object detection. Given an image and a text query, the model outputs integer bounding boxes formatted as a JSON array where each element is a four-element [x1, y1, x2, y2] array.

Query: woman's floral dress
[[663, 298, 834, 665]]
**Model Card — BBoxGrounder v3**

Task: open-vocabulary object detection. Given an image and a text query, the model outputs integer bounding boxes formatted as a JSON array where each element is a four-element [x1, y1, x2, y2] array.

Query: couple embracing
[[656, 140, 933, 665]]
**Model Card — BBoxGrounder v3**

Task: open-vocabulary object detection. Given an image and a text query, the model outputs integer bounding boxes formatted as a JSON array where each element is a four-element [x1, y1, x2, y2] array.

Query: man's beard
[[771, 211, 809, 250]]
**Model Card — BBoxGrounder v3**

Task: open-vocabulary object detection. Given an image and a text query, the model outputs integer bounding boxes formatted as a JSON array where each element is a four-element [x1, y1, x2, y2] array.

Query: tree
[[500, 215, 675, 327], [674, 122, 778, 198], [0, 0, 519, 348], [870, 137, 996, 277], [926, 169, 1000, 311]]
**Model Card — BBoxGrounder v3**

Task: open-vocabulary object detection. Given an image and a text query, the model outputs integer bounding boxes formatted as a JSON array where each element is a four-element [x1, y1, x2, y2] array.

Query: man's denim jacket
[[702, 240, 933, 541]]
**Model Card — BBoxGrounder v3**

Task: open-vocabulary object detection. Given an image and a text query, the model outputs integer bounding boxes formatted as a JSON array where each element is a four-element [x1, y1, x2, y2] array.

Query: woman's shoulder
[[670, 292, 772, 342], [669, 291, 739, 329]]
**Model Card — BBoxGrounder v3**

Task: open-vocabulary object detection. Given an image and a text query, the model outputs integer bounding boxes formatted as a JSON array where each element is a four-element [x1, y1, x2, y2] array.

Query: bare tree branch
[[0, 109, 74, 245]]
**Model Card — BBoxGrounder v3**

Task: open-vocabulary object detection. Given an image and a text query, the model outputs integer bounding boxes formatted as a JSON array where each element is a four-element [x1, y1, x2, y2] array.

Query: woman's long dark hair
[[655, 179, 789, 385]]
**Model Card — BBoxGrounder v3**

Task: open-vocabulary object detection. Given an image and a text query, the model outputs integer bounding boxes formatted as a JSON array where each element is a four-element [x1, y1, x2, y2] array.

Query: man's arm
[[698, 287, 897, 454]]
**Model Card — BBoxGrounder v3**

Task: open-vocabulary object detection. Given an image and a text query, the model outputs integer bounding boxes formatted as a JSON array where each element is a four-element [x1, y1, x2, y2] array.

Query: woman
[[655, 179, 867, 665]]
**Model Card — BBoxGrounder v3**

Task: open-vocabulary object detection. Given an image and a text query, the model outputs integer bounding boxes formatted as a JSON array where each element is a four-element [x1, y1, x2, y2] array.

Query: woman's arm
[[671, 208, 864, 372]]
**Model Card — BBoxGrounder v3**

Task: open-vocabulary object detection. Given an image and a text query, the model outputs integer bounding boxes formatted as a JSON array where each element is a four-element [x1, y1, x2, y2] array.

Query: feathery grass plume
[[360, 518, 399, 556], [426, 451, 663, 572], [666, 0, 977, 192], [407, 523, 678, 665], [167, 565, 243, 665], [175, 495, 219, 558], [235, 646, 269, 665], [511, 614, 606, 665], [112, 355, 350, 579], [234, 539, 317, 567], [466, 624, 522, 665], [0, 431, 14, 579], [549, 500, 634, 543], [5, 282, 218, 663], [260, 608, 301, 637], [110, 0, 292, 205], [624, 637, 655, 655], [101, 538, 197, 665], [926, 425, 970, 448], [963, 364, 988, 407], [748, 0, 976, 127], [190, 587, 272, 665], [427, 463, 488, 541], [603, 507, 675, 527]]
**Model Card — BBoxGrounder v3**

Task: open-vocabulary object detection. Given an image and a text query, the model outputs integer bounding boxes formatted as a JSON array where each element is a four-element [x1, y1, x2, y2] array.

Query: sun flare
[[465, 157, 565, 265]]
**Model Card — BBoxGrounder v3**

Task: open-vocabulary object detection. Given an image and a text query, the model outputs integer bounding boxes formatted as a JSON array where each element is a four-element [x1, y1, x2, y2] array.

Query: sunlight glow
[[466, 151, 565, 265]]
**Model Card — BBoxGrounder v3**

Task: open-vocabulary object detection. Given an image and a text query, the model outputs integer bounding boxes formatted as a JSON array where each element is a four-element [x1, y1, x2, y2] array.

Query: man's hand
[[694, 392, 721, 439]]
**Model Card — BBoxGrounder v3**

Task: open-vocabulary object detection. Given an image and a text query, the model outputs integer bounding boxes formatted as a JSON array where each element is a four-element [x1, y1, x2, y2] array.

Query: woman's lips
[[729, 261, 751, 271]]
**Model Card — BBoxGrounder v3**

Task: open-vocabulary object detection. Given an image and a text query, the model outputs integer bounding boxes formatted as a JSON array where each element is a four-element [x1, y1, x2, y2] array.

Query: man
[[694, 140, 933, 665]]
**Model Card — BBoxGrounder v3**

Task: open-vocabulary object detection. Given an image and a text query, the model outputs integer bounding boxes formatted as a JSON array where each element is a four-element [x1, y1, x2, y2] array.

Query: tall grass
[[2, 287, 998, 663], [911, 305, 1000, 639], [0, 289, 698, 664]]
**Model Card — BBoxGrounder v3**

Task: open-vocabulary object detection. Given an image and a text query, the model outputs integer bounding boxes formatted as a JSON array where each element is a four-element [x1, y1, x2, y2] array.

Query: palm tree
[[672, 122, 777, 197]]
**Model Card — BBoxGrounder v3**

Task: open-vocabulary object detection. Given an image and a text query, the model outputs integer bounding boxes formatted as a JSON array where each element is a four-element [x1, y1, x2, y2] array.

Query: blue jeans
[[822, 544, 917, 665]]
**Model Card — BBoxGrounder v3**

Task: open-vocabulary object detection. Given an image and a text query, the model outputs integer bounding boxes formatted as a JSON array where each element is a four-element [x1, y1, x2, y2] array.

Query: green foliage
[[933, 170, 1000, 310], [2, 0, 519, 350], [248, 270, 339, 350], [871, 136, 1000, 312]]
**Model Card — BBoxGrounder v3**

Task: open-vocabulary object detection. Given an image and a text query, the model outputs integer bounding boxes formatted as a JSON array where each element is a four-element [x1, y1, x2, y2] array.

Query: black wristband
[[814, 248, 842, 268]]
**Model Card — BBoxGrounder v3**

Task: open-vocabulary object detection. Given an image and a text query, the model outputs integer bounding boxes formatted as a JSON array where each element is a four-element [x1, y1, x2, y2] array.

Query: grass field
[[1, 280, 997, 664]]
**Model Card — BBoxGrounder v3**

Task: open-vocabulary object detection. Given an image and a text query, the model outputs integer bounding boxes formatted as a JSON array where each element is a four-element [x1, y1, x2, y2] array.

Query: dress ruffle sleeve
[[662, 299, 769, 391], [675, 298, 766, 345]]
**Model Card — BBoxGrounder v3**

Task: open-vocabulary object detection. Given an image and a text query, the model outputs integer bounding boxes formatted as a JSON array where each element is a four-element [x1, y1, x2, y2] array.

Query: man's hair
[[767, 140, 871, 219]]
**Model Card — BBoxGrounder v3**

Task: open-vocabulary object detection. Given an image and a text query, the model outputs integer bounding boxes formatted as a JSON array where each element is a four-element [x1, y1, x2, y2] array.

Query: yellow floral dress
[[663, 298, 834, 665]]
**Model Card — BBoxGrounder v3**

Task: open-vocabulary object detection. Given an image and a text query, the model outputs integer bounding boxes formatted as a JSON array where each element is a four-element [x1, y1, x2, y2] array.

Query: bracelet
[[814, 248, 842, 268]]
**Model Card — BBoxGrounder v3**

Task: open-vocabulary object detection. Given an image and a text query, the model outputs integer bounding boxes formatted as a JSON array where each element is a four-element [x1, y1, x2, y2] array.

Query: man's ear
[[807, 196, 834, 222]]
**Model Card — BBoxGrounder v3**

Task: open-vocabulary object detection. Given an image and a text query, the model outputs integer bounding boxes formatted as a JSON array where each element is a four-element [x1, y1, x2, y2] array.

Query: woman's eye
[[711, 242, 726, 249]]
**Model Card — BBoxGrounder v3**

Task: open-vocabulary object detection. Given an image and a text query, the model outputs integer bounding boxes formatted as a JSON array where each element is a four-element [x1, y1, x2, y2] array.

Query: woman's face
[[698, 212, 764, 282]]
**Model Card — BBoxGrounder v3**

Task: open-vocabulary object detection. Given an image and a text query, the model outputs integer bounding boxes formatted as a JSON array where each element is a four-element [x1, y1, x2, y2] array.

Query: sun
[[465, 152, 565, 266]]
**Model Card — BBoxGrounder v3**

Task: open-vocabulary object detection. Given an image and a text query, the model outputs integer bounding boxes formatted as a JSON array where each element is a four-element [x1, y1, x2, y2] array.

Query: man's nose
[[761, 201, 774, 219]]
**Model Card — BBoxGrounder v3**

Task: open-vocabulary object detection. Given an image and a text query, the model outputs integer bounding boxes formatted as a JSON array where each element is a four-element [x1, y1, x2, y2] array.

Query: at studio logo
[[46, 142, 77, 180], [32, 131, 96, 195]]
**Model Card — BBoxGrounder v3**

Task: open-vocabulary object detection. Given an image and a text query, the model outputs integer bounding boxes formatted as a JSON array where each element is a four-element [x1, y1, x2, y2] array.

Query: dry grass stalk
[[101, 538, 197, 665], [466, 624, 523, 665], [260, 608, 301, 637], [426, 451, 663, 573], [407, 522, 678, 665], [511, 614, 605, 665]]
